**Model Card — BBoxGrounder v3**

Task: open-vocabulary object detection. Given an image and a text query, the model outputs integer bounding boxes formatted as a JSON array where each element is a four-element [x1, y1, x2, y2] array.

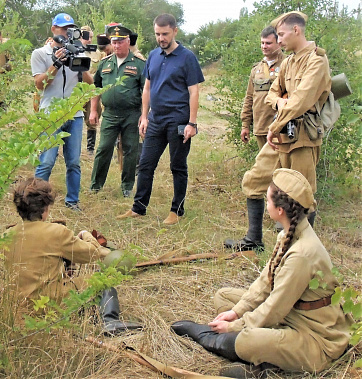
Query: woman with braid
[[171, 169, 352, 378]]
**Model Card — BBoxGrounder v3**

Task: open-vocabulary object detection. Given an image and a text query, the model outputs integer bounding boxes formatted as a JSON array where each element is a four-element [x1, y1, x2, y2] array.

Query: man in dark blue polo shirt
[[118, 13, 204, 225]]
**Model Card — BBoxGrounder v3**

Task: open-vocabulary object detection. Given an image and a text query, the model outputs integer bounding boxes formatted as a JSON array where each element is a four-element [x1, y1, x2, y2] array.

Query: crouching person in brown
[[172, 169, 352, 378], [4, 177, 141, 335]]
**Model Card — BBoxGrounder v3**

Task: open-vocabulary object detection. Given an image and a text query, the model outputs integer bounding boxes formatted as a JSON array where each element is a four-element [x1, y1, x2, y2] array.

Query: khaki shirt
[[241, 52, 285, 135], [265, 42, 331, 153], [0, 38, 11, 74], [85, 49, 104, 75], [228, 218, 352, 360], [3, 221, 109, 301]]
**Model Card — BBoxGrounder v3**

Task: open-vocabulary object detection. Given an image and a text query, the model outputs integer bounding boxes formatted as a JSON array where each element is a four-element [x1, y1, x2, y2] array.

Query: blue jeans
[[132, 121, 191, 216], [35, 117, 83, 204]]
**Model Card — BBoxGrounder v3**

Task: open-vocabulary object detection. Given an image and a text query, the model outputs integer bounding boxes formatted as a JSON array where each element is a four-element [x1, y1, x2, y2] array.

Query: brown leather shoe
[[116, 209, 142, 220], [163, 211, 181, 225]]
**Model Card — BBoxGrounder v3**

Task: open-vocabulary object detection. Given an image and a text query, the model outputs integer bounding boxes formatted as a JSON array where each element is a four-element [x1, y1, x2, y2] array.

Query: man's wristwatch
[[187, 122, 197, 128]]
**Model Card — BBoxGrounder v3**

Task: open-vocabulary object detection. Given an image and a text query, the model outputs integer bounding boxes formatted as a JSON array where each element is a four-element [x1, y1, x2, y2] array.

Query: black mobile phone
[[178, 124, 186, 136]]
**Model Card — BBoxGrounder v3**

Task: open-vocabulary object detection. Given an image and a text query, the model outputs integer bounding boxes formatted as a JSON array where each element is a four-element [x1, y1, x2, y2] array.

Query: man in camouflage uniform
[[89, 24, 145, 197], [240, 26, 285, 150]]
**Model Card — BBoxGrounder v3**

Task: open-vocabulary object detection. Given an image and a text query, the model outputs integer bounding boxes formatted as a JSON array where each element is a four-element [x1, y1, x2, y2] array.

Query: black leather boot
[[87, 129, 96, 154], [99, 287, 142, 336], [224, 198, 265, 252], [171, 320, 239, 361]]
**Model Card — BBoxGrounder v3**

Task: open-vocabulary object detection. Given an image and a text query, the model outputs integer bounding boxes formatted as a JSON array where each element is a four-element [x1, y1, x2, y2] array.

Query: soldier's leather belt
[[294, 295, 332, 311]]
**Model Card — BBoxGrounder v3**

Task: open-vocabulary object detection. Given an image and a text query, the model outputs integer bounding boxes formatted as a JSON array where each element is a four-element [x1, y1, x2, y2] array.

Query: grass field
[[0, 65, 361, 378]]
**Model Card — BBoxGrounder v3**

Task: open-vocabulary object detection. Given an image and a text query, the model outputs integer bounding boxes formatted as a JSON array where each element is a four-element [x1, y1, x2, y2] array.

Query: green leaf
[[346, 114, 360, 124], [316, 270, 325, 278], [309, 278, 320, 290], [352, 302, 362, 320], [353, 358, 362, 368], [331, 288, 342, 305], [342, 299, 354, 314]]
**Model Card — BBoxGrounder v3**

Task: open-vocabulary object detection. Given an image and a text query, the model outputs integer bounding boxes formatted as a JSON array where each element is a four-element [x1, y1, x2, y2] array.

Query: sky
[[174, 0, 362, 33]]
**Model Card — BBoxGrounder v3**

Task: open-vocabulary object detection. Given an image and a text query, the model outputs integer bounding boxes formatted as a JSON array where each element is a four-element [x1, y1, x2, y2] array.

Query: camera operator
[[31, 13, 93, 211]]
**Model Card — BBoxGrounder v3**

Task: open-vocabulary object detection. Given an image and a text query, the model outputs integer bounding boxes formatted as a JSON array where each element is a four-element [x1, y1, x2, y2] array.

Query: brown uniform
[[242, 42, 331, 197], [0, 37, 11, 105], [84, 50, 104, 130], [241, 51, 285, 150], [214, 218, 352, 372], [4, 221, 109, 302]]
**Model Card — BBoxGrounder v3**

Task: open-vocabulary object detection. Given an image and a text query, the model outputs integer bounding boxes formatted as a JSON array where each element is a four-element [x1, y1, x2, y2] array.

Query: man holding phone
[[118, 13, 204, 225]]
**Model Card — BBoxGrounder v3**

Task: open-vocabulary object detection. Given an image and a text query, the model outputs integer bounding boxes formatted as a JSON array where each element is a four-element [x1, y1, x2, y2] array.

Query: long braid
[[268, 183, 309, 290]]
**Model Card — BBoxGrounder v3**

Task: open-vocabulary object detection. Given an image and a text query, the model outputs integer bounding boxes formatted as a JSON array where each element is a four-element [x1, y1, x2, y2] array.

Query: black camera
[[286, 120, 296, 139], [280, 120, 296, 140], [52, 28, 96, 72]]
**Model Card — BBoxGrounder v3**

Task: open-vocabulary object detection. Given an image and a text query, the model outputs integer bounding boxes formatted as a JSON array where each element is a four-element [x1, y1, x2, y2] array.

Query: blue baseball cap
[[52, 13, 75, 27]]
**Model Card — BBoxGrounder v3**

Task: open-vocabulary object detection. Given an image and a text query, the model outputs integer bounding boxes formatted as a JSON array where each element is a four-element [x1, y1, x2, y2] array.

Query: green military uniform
[[241, 51, 285, 150], [90, 51, 145, 192]]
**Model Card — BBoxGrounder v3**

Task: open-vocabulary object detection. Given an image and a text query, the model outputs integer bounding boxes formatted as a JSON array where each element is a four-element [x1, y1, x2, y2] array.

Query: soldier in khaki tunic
[[0, 30, 12, 109], [89, 24, 145, 197], [172, 169, 352, 377], [80, 26, 104, 156], [241, 26, 285, 150], [225, 12, 331, 252], [4, 177, 141, 335]]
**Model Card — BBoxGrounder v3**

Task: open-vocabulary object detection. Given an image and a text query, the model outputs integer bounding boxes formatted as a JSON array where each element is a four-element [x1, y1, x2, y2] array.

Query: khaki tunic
[[84, 49, 105, 129], [0, 38, 11, 73], [265, 42, 331, 153], [214, 218, 352, 372], [4, 221, 109, 302], [242, 42, 331, 197], [241, 52, 285, 137]]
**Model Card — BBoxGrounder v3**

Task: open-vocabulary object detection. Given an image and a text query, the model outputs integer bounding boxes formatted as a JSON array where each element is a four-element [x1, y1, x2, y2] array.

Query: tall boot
[[307, 211, 316, 228], [87, 129, 97, 154], [99, 287, 142, 336], [224, 198, 265, 252], [171, 320, 240, 361]]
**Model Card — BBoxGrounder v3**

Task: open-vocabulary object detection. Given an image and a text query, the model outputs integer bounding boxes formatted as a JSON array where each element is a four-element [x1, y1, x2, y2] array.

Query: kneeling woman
[[4, 177, 140, 335], [172, 169, 352, 376]]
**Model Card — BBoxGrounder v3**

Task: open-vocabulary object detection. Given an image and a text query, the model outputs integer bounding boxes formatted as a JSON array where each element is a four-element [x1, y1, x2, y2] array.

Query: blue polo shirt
[[143, 43, 204, 125]]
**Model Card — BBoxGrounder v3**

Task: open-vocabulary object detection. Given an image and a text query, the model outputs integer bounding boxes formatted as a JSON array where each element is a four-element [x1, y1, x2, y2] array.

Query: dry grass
[[0, 64, 361, 378]]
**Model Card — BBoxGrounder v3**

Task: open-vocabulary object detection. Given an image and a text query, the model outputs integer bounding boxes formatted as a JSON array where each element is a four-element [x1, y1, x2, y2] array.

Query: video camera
[[52, 28, 97, 72]]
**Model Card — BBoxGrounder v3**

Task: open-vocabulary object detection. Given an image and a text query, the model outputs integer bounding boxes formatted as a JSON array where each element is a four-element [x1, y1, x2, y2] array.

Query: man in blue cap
[[31, 13, 93, 211]]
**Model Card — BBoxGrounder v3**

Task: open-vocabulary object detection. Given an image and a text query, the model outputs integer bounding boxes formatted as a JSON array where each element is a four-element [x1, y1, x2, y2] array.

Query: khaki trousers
[[255, 135, 267, 151], [214, 287, 331, 373], [242, 143, 320, 199]]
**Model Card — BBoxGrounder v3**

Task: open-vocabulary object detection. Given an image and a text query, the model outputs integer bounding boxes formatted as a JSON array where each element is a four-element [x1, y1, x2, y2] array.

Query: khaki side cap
[[270, 11, 308, 28], [272, 168, 314, 209]]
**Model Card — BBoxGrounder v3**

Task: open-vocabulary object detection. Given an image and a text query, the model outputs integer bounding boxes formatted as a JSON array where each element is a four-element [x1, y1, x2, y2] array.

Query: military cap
[[97, 34, 111, 46], [272, 168, 314, 209], [106, 23, 132, 40], [270, 11, 308, 28]]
